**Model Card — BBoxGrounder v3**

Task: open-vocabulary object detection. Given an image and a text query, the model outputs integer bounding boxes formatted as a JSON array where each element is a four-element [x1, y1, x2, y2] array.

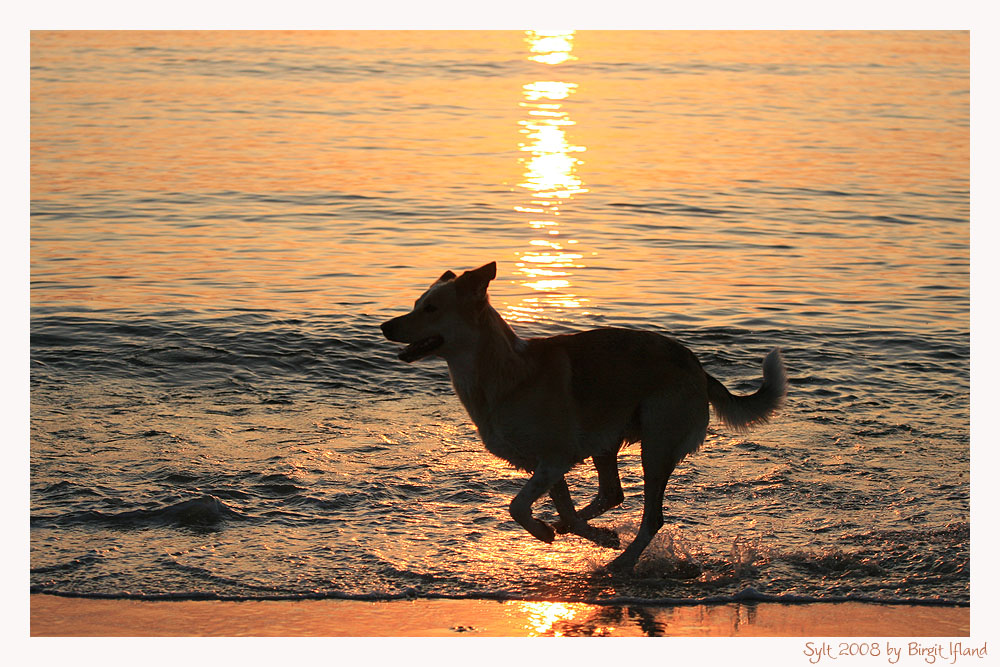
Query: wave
[[31, 494, 245, 529], [28, 586, 968, 607], [30, 310, 452, 399], [30, 309, 967, 398]]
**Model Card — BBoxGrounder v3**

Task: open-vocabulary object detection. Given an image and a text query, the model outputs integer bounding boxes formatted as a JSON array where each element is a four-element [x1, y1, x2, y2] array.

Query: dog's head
[[380, 262, 497, 362]]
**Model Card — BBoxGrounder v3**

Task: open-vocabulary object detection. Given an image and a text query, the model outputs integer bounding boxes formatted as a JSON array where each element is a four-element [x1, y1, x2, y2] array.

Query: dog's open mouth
[[398, 335, 444, 362]]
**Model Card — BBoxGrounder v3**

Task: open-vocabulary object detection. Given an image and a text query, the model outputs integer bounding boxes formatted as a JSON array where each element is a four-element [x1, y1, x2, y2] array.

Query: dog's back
[[526, 328, 708, 447]]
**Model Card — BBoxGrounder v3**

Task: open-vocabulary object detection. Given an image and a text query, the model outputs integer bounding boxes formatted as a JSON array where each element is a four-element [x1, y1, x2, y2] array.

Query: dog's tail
[[706, 348, 787, 433]]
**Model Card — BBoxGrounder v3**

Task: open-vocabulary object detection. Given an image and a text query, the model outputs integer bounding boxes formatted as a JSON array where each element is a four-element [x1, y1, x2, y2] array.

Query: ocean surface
[[30, 31, 969, 621]]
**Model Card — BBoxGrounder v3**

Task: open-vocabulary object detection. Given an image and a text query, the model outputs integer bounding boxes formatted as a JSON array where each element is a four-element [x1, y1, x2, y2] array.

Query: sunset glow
[[508, 30, 588, 320], [29, 29, 971, 636], [516, 601, 581, 636], [525, 31, 577, 65]]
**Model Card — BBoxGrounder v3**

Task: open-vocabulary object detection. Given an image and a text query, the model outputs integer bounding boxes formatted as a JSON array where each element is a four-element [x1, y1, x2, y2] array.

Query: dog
[[381, 262, 787, 571]]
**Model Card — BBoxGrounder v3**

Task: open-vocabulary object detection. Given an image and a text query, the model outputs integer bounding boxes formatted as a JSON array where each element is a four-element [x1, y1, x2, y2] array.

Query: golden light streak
[[522, 80, 577, 100], [525, 31, 577, 65], [505, 30, 591, 321], [516, 601, 581, 636]]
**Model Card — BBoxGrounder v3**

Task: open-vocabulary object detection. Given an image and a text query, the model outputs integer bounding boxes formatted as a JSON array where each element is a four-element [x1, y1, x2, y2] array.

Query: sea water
[[30, 31, 969, 608]]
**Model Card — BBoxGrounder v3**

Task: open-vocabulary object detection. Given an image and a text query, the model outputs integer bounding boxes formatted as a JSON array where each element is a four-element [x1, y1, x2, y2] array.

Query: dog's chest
[[446, 344, 586, 470], [449, 373, 541, 470], [476, 422, 541, 472]]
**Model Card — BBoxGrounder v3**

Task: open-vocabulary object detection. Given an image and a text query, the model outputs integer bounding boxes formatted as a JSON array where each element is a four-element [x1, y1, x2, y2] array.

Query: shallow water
[[30, 30, 969, 606]]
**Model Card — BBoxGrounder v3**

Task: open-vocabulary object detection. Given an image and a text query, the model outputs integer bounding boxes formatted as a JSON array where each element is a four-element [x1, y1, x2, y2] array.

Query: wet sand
[[30, 594, 969, 637]]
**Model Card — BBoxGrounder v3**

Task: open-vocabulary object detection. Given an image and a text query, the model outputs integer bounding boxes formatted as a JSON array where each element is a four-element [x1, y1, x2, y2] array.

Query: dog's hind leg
[[606, 456, 675, 572], [577, 451, 625, 522], [549, 478, 620, 549], [509, 465, 567, 544], [606, 396, 708, 572], [552, 450, 622, 533]]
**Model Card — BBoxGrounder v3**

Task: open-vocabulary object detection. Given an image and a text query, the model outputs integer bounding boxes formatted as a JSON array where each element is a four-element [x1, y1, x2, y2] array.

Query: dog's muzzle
[[381, 318, 444, 363]]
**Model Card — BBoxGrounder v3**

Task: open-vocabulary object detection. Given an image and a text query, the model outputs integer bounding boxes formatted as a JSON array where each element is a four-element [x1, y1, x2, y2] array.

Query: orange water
[[31, 31, 970, 606], [31, 30, 968, 330]]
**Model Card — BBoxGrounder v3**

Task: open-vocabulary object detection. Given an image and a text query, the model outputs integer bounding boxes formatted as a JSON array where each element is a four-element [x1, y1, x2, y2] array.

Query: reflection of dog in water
[[381, 262, 787, 571]]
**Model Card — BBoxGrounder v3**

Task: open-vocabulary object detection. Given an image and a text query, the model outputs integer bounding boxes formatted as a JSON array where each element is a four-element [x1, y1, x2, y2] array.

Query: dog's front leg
[[549, 478, 621, 549], [509, 465, 565, 544]]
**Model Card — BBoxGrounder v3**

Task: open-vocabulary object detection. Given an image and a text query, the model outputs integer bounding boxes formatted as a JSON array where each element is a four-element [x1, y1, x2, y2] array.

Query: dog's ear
[[455, 262, 496, 300], [432, 270, 457, 287]]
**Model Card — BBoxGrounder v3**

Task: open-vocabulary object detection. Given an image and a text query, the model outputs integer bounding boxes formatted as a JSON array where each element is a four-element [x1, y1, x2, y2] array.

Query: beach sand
[[30, 594, 969, 637]]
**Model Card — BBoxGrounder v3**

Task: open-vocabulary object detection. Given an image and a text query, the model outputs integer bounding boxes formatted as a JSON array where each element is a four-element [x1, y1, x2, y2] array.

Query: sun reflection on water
[[525, 30, 578, 65], [507, 30, 589, 323], [515, 601, 580, 636]]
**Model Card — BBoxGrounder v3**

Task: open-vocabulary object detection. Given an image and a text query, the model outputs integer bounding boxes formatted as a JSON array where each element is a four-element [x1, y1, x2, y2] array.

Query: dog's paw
[[588, 526, 620, 549], [527, 519, 556, 544], [572, 524, 619, 549], [552, 518, 572, 535], [605, 552, 637, 573]]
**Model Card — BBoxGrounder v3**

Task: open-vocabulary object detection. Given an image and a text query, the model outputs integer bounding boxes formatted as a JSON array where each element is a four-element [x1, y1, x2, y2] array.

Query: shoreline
[[30, 593, 970, 637]]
